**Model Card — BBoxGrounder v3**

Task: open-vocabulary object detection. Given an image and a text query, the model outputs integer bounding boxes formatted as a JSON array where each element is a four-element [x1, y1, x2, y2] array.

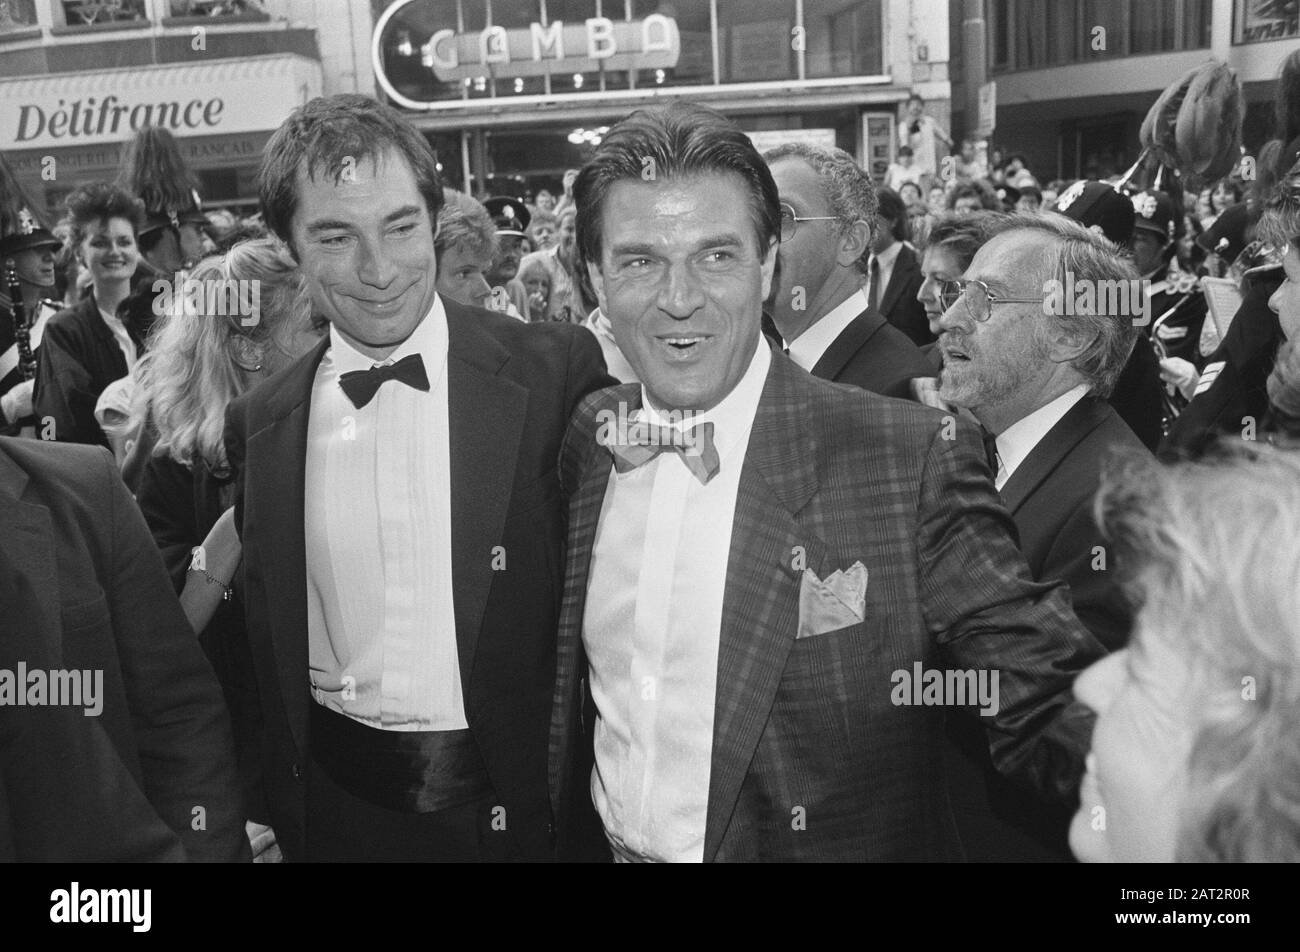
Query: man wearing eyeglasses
[[936, 213, 1149, 654], [761, 144, 932, 399]]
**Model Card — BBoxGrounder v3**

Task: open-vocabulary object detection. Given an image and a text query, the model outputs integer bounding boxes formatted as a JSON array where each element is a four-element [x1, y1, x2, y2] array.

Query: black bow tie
[[338, 353, 430, 409]]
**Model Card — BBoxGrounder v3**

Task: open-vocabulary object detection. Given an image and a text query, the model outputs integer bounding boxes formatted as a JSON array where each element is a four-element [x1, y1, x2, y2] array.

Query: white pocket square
[[797, 561, 868, 639]]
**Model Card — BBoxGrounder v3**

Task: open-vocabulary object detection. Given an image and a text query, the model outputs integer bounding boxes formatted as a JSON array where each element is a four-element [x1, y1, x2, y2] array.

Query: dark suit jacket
[[946, 395, 1148, 862], [811, 306, 935, 401], [876, 243, 933, 346], [223, 297, 611, 862], [0, 437, 247, 862], [550, 347, 1102, 861]]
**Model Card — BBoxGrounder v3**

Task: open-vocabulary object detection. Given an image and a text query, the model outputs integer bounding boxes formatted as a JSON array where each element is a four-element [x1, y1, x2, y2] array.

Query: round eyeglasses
[[940, 277, 1044, 323], [778, 202, 840, 243]]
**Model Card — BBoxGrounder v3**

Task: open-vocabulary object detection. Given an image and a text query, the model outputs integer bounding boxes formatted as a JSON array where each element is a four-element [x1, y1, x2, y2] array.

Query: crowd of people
[[1, 49, 1298, 864]]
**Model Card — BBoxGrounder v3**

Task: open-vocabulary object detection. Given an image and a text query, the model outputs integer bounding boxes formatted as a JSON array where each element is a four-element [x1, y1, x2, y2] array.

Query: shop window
[[58, 0, 148, 27], [804, 0, 884, 79], [717, 0, 797, 84], [167, 0, 269, 19], [0, 0, 39, 33]]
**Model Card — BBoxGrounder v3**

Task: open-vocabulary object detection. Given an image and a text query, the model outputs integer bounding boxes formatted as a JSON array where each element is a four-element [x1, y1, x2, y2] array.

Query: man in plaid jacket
[[549, 102, 1103, 862]]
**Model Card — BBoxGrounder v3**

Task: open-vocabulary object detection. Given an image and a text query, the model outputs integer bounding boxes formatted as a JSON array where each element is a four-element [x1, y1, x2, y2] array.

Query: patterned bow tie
[[601, 418, 720, 485], [338, 353, 430, 409]]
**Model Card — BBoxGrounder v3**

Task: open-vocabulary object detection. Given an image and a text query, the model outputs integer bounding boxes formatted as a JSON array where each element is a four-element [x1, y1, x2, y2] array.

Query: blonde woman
[[132, 238, 321, 860]]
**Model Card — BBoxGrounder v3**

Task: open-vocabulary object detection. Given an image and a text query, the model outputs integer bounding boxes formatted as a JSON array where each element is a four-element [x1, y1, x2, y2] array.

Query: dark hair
[[906, 94, 924, 106], [899, 181, 923, 201], [115, 126, 199, 217], [947, 179, 1000, 211], [1019, 184, 1043, 201], [258, 94, 444, 248], [1276, 49, 1300, 157], [898, 145, 914, 158], [924, 212, 1006, 272], [574, 101, 779, 265], [63, 182, 146, 245], [875, 188, 908, 242]]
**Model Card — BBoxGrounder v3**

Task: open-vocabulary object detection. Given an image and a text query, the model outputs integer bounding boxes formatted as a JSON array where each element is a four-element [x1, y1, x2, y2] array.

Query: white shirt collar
[[639, 334, 771, 462], [994, 383, 1091, 488], [785, 286, 868, 372], [328, 293, 448, 379]]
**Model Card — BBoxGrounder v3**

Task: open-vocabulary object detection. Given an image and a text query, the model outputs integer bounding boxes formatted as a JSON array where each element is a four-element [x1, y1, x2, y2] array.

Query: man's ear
[[1045, 318, 1097, 365], [759, 238, 778, 301], [838, 219, 872, 269], [586, 260, 608, 313]]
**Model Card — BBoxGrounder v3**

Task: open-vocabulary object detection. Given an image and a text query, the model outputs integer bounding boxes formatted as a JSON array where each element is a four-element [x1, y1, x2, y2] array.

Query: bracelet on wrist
[[188, 565, 234, 601]]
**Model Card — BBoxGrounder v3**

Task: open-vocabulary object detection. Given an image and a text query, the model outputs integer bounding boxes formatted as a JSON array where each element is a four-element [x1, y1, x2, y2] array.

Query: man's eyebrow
[[966, 273, 1013, 294], [303, 205, 423, 234], [610, 233, 748, 257]]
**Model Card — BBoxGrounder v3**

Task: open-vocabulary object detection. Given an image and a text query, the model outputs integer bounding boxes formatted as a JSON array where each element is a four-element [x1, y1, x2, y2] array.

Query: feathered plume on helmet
[[1129, 60, 1244, 194], [114, 126, 208, 237], [0, 151, 61, 259]]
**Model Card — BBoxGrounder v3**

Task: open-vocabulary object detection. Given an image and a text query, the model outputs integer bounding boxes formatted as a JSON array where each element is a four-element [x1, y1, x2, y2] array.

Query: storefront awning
[[1, 54, 322, 151]]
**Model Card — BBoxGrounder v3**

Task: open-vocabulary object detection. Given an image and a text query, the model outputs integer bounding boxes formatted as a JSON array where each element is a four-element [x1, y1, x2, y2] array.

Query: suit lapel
[[445, 302, 527, 691], [548, 385, 633, 811], [704, 351, 821, 862], [253, 337, 326, 756], [0, 451, 60, 656], [810, 308, 888, 382], [999, 396, 1112, 514], [877, 245, 916, 319]]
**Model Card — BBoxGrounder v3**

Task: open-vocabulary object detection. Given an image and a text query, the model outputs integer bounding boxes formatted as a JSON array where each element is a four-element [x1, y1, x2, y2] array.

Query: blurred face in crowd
[[953, 195, 983, 215], [556, 209, 577, 262], [918, 243, 966, 338], [1068, 623, 1198, 862], [1211, 182, 1236, 213], [900, 182, 923, 209], [1131, 229, 1166, 276], [936, 230, 1058, 426], [767, 157, 846, 335], [928, 186, 947, 216], [588, 173, 776, 414], [521, 267, 550, 301], [535, 189, 556, 213], [961, 141, 976, 162], [530, 220, 556, 250], [1016, 193, 1041, 214], [80, 217, 140, 288], [905, 97, 923, 120], [436, 241, 493, 309], [1196, 188, 1213, 220], [1042, 186, 1059, 207], [9, 245, 57, 291], [1268, 243, 1300, 341], [289, 148, 438, 361], [491, 234, 524, 282]]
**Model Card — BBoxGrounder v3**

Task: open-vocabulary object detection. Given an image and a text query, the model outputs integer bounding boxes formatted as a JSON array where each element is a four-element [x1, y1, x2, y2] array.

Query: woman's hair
[[923, 211, 1006, 273], [62, 182, 145, 246], [1096, 447, 1300, 861], [434, 188, 497, 264], [133, 237, 309, 474], [1256, 154, 1300, 246]]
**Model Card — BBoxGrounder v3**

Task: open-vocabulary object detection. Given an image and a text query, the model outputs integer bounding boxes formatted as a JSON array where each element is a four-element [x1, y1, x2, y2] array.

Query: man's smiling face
[[290, 149, 438, 360], [588, 173, 776, 414]]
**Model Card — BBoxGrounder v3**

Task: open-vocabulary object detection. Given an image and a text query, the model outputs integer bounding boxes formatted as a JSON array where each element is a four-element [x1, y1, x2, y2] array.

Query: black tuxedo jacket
[[947, 395, 1148, 861], [223, 298, 611, 862], [876, 243, 933, 346], [810, 306, 934, 400], [0, 437, 247, 861]]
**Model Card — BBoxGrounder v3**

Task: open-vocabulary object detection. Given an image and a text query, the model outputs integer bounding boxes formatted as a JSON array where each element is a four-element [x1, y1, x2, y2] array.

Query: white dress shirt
[[785, 287, 868, 373], [304, 296, 466, 731], [867, 240, 903, 312], [98, 306, 138, 372], [993, 383, 1090, 491], [584, 339, 771, 862]]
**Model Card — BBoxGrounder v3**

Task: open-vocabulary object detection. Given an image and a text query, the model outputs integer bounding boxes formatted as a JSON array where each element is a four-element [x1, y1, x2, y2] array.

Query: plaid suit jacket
[[549, 345, 1102, 862]]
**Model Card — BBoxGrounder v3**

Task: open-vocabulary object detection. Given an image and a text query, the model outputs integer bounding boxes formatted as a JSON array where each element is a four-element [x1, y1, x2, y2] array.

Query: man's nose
[[935, 295, 973, 333], [357, 236, 398, 287], [657, 262, 706, 319]]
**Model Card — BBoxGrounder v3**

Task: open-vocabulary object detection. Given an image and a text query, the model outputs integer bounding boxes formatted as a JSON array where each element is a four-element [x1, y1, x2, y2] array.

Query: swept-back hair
[[574, 101, 780, 265]]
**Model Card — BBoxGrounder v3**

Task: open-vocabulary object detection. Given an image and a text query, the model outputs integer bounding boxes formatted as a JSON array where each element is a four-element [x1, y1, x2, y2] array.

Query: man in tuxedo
[[0, 437, 247, 861], [870, 187, 932, 346], [549, 103, 1103, 862], [223, 95, 611, 862], [934, 212, 1148, 861], [762, 143, 932, 399]]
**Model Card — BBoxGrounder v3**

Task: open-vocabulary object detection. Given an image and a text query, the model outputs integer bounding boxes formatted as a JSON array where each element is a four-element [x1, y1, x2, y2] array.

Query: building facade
[[0, 0, 376, 213], [950, 0, 1296, 182], [369, 0, 951, 198]]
